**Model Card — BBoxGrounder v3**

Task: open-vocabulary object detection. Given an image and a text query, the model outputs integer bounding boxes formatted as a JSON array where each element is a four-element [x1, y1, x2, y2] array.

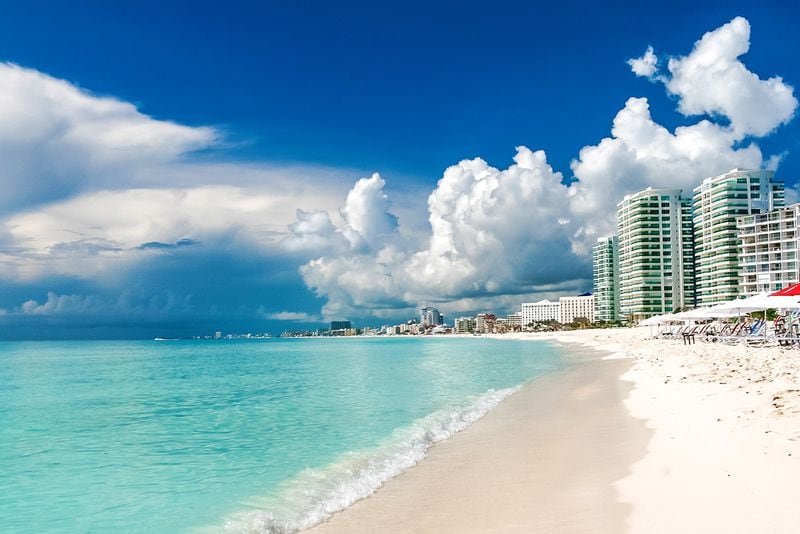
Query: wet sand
[[307, 347, 648, 533]]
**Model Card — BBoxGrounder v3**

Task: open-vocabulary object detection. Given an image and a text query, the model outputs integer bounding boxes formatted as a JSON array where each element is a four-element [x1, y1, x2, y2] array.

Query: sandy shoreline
[[307, 344, 648, 533], [303, 328, 800, 533], [534, 328, 800, 533]]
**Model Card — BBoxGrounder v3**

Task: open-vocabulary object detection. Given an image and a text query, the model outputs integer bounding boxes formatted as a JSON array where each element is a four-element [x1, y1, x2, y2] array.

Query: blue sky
[[0, 1, 798, 338]]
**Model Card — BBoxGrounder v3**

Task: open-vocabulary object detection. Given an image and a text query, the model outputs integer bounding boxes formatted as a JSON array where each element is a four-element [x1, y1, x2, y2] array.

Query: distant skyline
[[0, 1, 798, 338]]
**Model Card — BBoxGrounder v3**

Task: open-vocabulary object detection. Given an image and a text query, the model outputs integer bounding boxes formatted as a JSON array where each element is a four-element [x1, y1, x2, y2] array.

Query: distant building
[[330, 320, 351, 331], [506, 312, 522, 327], [694, 169, 784, 304], [592, 236, 620, 322], [520, 300, 560, 325], [454, 316, 476, 334], [213, 331, 222, 339], [738, 203, 800, 296], [559, 294, 595, 324], [420, 306, 443, 327], [617, 187, 695, 321], [475, 313, 496, 333]]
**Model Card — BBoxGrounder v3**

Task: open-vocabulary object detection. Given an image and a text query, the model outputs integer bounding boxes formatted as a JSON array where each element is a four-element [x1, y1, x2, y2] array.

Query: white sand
[[538, 327, 800, 533], [304, 328, 800, 533], [308, 351, 646, 533]]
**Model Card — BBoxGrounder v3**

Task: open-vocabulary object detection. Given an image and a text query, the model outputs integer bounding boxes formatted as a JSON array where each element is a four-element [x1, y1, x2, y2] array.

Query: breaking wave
[[221, 385, 521, 533]]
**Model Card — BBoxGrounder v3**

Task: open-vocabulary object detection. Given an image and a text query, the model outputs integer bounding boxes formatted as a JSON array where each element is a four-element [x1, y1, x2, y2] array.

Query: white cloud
[[0, 62, 217, 213], [266, 311, 322, 322], [0, 185, 346, 281], [766, 151, 789, 172], [405, 147, 579, 295], [294, 147, 587, 318], [339, 173, 399, 250], [279, 173, 404, 257], [280, 209, 346, 254], [662, 16, 797, 139], [0, 63, 376, 292], [18, 290, 193, 317], [628, 46, 659, 78], [21, 292, 100, 315]]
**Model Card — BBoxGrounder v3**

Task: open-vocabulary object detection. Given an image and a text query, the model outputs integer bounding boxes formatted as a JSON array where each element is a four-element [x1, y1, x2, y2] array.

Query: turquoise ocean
[[0, 337, 565, 533]]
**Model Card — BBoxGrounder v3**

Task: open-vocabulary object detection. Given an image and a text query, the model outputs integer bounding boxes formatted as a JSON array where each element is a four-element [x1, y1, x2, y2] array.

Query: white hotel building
[[592, 236, 619, 322], [693, 169, 784, 304], [519, 295, 595, 326], [559, 294, 595, 324], [738, 204, 800, 296], [617, 187, 695, 321], [520, 300, 560, 325], [506, 312, 522, 327]]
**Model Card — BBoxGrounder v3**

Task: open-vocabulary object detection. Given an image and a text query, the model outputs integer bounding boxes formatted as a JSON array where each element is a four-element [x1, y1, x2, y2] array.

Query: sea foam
[[222, 385, 521, 533]]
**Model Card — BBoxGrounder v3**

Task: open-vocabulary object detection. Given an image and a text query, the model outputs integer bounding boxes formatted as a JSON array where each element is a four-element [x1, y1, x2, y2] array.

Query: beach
[[306, 328, 800, 533]]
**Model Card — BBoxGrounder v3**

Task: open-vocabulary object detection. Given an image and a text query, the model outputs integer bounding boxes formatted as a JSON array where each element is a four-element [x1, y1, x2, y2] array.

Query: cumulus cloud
[[292, 147, 587, 318], [279, 173, 402, 258], [265, 311, 322, 322], [339, 173, 399, 250], [654, 17, 796, 139], [0, 61, 371, 335], [405, 147, 580, 295], [18, 290, 193, 317], [0, 62, 217, 214], [21, 292, 101, 315], [628, 46, 659, 78], [0, 183, 353, 282], [280, 209, 345, 254]]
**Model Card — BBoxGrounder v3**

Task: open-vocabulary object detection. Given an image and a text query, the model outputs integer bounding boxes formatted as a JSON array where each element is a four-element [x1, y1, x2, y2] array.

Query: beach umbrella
[[639, 313, 680, 325], [639, 314, 660, 337], [709, 293, 800, 337], [771, 283, 800, 296], [639, 315, 664, 326], [670, 307, 715, 321], [703, 301, 741, 318], [769, 284, 800, 334], [639, 313, 678, 337], [711, 293, 800, 315]]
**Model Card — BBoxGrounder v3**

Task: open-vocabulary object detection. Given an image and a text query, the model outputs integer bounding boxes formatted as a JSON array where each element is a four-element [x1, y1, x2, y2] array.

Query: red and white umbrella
[[771, 283, 800, 297]]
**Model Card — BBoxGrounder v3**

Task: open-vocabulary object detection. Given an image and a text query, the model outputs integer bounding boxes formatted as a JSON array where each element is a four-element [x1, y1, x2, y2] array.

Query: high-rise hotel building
[[617, 188, 695, 321], [738, 204, 800, 296], [693, 169, 784, 305], [592, 236, 619, 322]]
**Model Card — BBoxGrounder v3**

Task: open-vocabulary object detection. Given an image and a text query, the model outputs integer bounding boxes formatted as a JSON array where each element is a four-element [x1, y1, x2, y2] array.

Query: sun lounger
[[714, 320, 755, 344]]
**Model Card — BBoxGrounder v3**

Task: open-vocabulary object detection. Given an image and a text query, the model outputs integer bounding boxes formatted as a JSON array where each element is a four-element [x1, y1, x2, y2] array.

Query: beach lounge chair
[[715, 320, 754, 344], [744, 320, 769, 345], [683, 323, 711, 345]]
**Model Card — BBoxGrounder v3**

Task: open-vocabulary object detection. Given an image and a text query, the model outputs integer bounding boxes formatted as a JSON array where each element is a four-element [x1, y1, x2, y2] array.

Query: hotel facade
[[693, 169, 784, 304], [520, 299, 560, 325], [593, 169, 788, 321], [738, 204, 800, 296], [559, 294, 596, 324], [616, 188, 695, 321], [592, 236, 619, 322]]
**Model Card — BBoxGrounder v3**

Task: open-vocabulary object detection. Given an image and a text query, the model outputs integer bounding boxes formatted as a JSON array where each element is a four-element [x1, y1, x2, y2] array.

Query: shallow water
[[0, 337, 564, 533]]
